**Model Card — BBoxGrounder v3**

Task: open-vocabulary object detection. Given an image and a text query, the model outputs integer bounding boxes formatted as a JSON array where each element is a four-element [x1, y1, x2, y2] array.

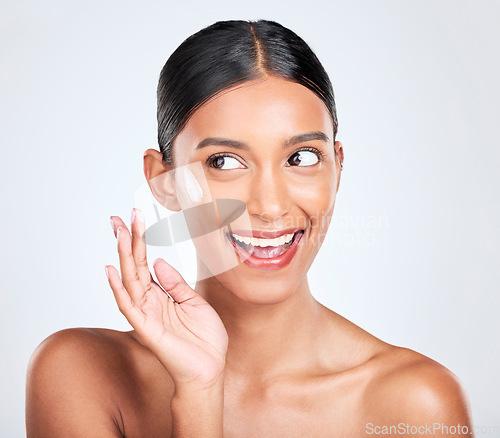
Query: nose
[[245, 167, 291, 224]]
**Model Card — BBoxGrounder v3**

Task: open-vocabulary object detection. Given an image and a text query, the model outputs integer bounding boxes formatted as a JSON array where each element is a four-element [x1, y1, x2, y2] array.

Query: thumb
[[153, 258, 199, 304]]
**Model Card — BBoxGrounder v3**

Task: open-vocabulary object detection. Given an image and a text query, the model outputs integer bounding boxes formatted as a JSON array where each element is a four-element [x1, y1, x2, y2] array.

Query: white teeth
[[232, 232, 295, 247]]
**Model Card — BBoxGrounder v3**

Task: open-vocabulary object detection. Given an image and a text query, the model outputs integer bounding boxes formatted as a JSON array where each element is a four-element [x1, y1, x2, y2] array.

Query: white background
[[1, 0, 499, 436]]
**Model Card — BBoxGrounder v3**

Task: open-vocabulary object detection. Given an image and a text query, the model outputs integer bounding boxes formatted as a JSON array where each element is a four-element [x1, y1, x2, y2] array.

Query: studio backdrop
[[1, 0, 499, 436]]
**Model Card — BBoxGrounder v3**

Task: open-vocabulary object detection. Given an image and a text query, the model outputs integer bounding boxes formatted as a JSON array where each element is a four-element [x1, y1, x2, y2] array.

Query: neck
[[195, 269, 329, 384]]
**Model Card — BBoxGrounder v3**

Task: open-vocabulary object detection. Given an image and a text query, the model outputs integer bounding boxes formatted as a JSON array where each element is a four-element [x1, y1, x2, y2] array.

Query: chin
[[213, 266, 307, 305]]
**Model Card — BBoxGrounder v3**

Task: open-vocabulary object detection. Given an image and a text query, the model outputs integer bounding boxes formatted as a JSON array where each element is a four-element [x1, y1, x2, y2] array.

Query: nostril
[[257, 210, 289, 223], [257, 213, 272, 223]]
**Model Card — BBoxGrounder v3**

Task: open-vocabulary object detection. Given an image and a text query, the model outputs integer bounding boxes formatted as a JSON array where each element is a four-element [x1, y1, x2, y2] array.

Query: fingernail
[[110, 217, 114, 231], [104, 265, 109, 279], [116, 227, 123, 240], [131, 208, 144, 224]]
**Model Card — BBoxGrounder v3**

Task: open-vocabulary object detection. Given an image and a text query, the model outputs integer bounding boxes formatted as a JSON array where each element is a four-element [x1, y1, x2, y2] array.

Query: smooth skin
[[26, 76, 474, 437]]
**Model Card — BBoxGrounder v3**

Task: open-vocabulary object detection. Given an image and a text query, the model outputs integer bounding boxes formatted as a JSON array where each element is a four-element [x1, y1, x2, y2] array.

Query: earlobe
[[143, 148, 181, 212]]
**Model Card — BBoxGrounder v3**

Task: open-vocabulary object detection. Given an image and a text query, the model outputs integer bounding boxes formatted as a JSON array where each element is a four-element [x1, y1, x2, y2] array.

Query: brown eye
[[213, 156, 225, 169], [287, 150, 320, 167], [208, 154, 245, 170]]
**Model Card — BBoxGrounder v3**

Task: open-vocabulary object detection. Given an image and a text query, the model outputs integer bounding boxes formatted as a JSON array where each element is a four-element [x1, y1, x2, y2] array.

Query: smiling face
[[156, 75, 343, 304]]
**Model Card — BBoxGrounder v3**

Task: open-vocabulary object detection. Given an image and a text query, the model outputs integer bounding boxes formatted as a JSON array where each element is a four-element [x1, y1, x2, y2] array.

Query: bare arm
[[26, 329, 124, 438]]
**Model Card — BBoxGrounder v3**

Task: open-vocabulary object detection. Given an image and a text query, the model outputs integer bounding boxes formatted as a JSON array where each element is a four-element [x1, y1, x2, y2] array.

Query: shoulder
[[26, 328, 130, 437], [27, 327, 136, 387], [363, 345, 473, 428], [26, 327, 172, 437], [29, 326, 128, 360]]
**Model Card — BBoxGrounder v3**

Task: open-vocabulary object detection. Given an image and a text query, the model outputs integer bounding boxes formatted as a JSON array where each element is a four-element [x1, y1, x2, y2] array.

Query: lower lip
[[226, 231, 304, 271]]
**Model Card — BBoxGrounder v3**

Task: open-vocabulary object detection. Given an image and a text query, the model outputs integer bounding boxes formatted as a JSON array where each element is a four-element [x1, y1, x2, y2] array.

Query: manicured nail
[[116, 227, 123, 240], [104, 266, 109, 279], [131, 208, 144, 224], [110, 217, 114, 231]]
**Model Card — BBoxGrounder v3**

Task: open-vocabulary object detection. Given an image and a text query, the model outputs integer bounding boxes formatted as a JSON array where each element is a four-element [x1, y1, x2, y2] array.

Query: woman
[[26, 19, 473, 437]]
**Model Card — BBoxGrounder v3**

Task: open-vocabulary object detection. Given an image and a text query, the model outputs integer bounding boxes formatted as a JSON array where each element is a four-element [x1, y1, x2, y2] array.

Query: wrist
[[170, 375, 224, 438], [173, 372, 225, 400]]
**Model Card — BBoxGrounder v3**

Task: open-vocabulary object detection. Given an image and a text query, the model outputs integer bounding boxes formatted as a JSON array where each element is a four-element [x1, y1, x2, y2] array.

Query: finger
[[106, 264, 183, 354], [110, 215, 125, 237], [130, 208, 153, 289], [153, 258, 201, 304], [111, 213, 154, 290], [105, 264, 145, 328], [116, 225, 147, 304]]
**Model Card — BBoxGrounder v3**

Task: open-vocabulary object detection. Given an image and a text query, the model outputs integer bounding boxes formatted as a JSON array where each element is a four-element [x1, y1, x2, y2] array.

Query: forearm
[[170, 377, 225, 438]]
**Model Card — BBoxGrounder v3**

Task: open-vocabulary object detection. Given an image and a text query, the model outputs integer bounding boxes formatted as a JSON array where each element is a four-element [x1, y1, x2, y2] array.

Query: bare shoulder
[[26, 327, 174, 437], [27, 327, 142, 391], [28, 327, 137, 370], [363, 345, 473, 429]]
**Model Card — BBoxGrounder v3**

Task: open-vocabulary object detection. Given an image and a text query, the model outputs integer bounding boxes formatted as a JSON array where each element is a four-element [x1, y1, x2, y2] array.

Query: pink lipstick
[[225, 229, 304, 271]]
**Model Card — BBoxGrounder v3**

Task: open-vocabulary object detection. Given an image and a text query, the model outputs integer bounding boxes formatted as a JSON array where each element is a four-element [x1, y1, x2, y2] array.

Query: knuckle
[[135, 257, 148, 269], [170, 280, 185, 292]]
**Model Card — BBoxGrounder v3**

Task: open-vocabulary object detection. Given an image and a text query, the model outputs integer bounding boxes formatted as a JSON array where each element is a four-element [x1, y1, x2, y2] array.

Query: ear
[[143, 149, 181, 212], [334, 140, 344, 191]]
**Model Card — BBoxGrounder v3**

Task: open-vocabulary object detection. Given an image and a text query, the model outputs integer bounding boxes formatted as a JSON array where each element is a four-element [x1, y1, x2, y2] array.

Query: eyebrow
[[194, 131, 330, 151]]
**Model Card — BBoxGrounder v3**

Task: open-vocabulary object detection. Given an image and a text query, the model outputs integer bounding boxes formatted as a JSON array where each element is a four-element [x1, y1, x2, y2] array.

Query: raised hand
[[106, 208, 228, 390]]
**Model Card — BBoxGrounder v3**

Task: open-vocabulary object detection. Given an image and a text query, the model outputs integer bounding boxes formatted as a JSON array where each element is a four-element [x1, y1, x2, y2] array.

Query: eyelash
[[288, 147, 325, 164], [205, 152, 242, 169], [206, 147, 325, 170]]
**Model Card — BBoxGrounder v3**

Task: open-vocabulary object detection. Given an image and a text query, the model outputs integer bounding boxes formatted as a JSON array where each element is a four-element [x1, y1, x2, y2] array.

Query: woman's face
[[169, 76, 342, 303]]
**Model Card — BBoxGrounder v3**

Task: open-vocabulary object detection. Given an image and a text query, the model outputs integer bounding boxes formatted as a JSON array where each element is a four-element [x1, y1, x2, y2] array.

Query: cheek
[[204, 178, 245, 200], [293, 171, 337, 217], [291, 172, 336, 253]]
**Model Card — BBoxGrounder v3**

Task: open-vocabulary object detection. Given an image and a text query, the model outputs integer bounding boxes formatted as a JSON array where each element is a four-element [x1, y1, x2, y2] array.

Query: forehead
[[175, 76, 333, 151]]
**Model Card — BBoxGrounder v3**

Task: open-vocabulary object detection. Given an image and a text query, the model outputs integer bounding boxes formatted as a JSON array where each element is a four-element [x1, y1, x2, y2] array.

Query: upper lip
[[228, 228, 303, 239]]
